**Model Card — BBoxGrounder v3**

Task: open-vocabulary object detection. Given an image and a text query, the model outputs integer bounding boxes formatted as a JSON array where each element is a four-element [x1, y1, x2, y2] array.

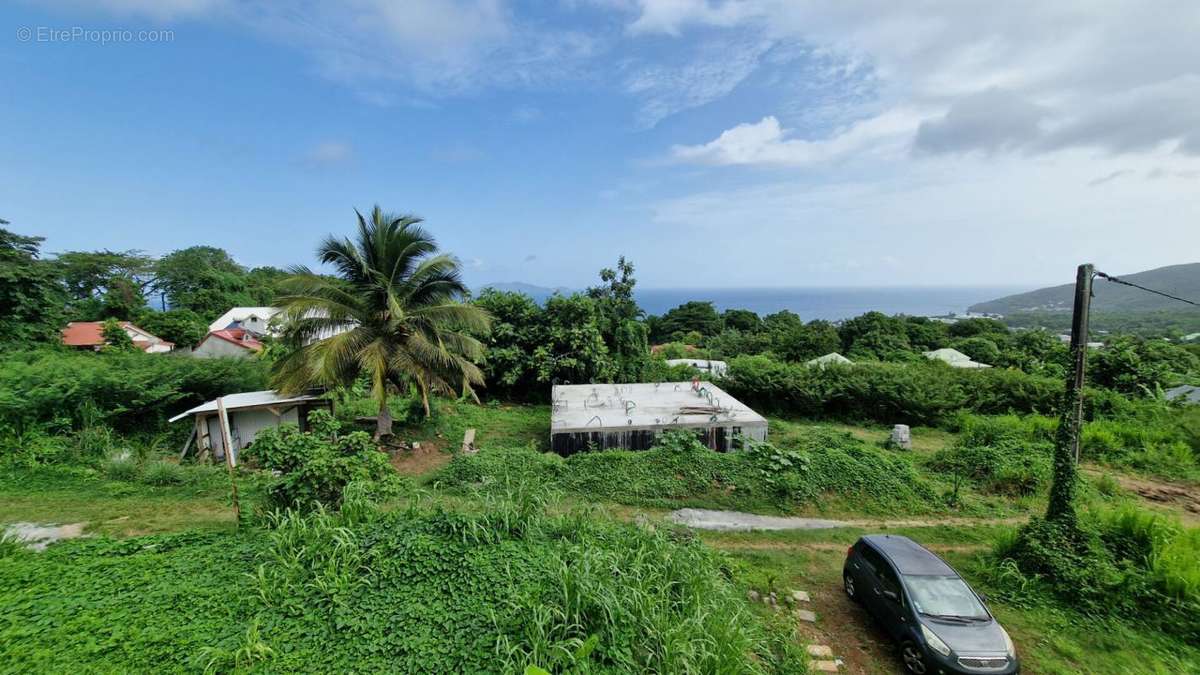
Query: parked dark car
[[843, 535, 1019, 674]]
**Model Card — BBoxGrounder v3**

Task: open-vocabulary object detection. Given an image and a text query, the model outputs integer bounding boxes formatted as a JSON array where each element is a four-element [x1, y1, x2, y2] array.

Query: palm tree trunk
[[374, 397, 393, 441], [419, 378, 431, 419]]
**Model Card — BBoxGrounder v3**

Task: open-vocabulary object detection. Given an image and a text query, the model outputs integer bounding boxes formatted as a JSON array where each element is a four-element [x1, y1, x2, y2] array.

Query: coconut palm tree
[[271, 206, 491, 439]]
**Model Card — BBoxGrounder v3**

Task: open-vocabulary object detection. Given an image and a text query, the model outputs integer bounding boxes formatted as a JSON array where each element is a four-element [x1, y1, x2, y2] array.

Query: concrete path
[[3, 522, 87, 551], [668, 508, 1023, 532], [669, 508, 848, 531]]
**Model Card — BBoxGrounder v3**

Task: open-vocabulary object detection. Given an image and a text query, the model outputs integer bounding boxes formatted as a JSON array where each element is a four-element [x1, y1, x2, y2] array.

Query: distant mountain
[[477, 282, 574, 303], [969, 263, 1200, 314]]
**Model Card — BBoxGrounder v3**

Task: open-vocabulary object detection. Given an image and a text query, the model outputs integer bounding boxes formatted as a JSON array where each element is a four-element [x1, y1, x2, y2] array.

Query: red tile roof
[[61, 321, 173, 351], [203, 328, 264, 352]]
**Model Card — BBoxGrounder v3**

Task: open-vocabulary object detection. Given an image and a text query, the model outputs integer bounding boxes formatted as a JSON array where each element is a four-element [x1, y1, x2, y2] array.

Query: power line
[[1094, 270, 1200, 307]]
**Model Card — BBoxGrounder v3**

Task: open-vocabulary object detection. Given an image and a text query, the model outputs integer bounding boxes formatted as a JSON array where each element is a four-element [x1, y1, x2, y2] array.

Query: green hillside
[[970, 263, 1200, 314]]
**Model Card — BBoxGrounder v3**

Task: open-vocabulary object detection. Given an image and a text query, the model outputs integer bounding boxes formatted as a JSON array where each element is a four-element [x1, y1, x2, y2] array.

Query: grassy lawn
[[0, 467, 243, 537], [4, 401, 1198, 674]]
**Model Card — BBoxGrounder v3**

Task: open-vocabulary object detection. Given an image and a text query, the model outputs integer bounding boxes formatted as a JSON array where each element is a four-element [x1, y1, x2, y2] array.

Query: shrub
[[0, 348, 268, 433], [722, 355, 1062, 426], [441, 427, 938, 513], [247, 410, 404, 511], [0, 427, 69, 467], [141, 460, 187, 486], [995, 507, 1200, 641], [101, 451, 139, 481], [929, 415, 1055, 496]]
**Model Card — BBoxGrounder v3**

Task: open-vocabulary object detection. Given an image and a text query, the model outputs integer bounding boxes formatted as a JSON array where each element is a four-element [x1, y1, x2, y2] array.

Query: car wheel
[[900, 641, 928, 675], [843, 573, 859, 603]]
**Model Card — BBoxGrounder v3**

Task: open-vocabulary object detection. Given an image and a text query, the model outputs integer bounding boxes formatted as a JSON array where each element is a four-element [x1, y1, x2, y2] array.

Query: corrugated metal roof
[[168, 390, 326, 422]]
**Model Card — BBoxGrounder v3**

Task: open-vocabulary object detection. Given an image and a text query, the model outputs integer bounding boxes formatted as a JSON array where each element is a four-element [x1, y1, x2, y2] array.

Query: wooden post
[[1046, 264, 1093, 525], [216, 397, 241, 527], [178, 426, 196, 461]]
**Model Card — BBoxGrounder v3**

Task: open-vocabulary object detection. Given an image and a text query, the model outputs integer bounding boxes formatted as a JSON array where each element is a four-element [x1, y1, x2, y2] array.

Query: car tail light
[[847, 546, 854, 557]]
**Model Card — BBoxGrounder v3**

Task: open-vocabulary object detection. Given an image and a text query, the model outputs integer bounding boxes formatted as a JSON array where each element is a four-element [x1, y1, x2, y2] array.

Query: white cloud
[[624, 37, 774, 128], [58, 0, 227, 21], [633, 1, 1200, 160], [627, 0, 749, 35], [671, 109, 921, 166], [644, 149, 1200, 285], [69, 1, 600, 94]]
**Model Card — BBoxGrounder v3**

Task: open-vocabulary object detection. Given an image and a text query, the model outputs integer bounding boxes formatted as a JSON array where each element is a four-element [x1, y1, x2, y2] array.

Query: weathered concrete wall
[[192, 336, 254, 359], [551, 422, 767, 455]]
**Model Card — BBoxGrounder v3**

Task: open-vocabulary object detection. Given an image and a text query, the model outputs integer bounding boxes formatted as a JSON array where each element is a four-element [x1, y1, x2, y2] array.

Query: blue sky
[[3, 1, 1199, 289]]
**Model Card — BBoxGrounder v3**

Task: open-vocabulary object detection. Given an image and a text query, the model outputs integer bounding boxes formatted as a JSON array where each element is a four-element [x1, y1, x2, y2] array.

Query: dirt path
[[1083, 466, 1200, 525]]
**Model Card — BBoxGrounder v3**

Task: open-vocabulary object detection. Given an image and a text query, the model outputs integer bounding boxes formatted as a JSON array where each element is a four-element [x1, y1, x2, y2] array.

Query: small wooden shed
[[169, 390, 331, 462]]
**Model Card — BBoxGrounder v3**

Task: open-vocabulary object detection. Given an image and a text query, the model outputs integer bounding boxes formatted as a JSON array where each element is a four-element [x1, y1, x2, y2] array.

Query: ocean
[[632, 286, 1027, 321]]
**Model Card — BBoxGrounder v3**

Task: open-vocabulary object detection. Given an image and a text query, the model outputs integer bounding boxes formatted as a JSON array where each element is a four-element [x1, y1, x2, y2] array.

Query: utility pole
[[1045, 264, 1093, 525]]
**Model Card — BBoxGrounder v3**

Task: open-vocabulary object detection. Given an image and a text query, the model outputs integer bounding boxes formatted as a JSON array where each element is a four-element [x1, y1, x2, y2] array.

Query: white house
[[61, 321, 174, 353], [191, 328, 264, 359], [923, 348, 992, 369], [665, 358, 729, 377], [169, 390, 331, 462], [208, 307, 281, 336], [806, 352, 853, 368]]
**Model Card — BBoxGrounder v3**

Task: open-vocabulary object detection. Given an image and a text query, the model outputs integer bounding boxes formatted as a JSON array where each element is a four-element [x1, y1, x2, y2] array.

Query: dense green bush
[[0, 494, 802, 673], [101, 451, 139, 481], [994, 507, 1200, 641], [141, 460, 187, 486], [247, 410, 403, 510], [439, 427, 938, 513], [0, 348, 268, 433], [722, 355, 1062, 425]]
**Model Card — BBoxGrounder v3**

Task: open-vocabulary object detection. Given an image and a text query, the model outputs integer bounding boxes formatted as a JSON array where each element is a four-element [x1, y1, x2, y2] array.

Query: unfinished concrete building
[[550, 381, 767, 455]]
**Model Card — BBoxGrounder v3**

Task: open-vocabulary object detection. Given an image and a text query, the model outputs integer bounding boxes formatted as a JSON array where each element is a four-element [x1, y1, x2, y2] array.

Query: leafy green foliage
[[134, 308, 208, 348], [994, 507, 1200, 641], [100, 318, 136, 352], [0, 227, 66, 345], [101, 451, 139, 481], [272, 206, 489, 432], [476, 289, 617, 396], [651, 301, 721, 342], [247, 411, 403, 510], [929, 436, 1052, 497], [154, 245, 257, 318], [141, 460, 187, 486], [1090, 335, 1199, 395], [0, 348, 267, 433], [724, 355, 1062, 425], [0, 493, 803, 673], [440, 427, 938, 513]]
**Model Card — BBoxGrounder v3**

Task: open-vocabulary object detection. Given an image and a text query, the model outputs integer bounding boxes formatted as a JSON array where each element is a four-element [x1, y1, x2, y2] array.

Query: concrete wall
[[551, 422, 767, 455], [205, 407, 300, 460], [192, 335, 254, 359]]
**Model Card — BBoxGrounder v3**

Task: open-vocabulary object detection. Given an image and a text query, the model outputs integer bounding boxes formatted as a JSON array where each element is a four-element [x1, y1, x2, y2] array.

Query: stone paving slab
[[807, 645, 833, 658], [794, 609, 818, 622], [813, 660, 839, 672]]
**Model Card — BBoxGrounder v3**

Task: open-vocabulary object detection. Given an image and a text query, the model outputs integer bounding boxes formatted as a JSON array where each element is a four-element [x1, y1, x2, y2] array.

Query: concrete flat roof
[[551, 381, 766, 434]]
